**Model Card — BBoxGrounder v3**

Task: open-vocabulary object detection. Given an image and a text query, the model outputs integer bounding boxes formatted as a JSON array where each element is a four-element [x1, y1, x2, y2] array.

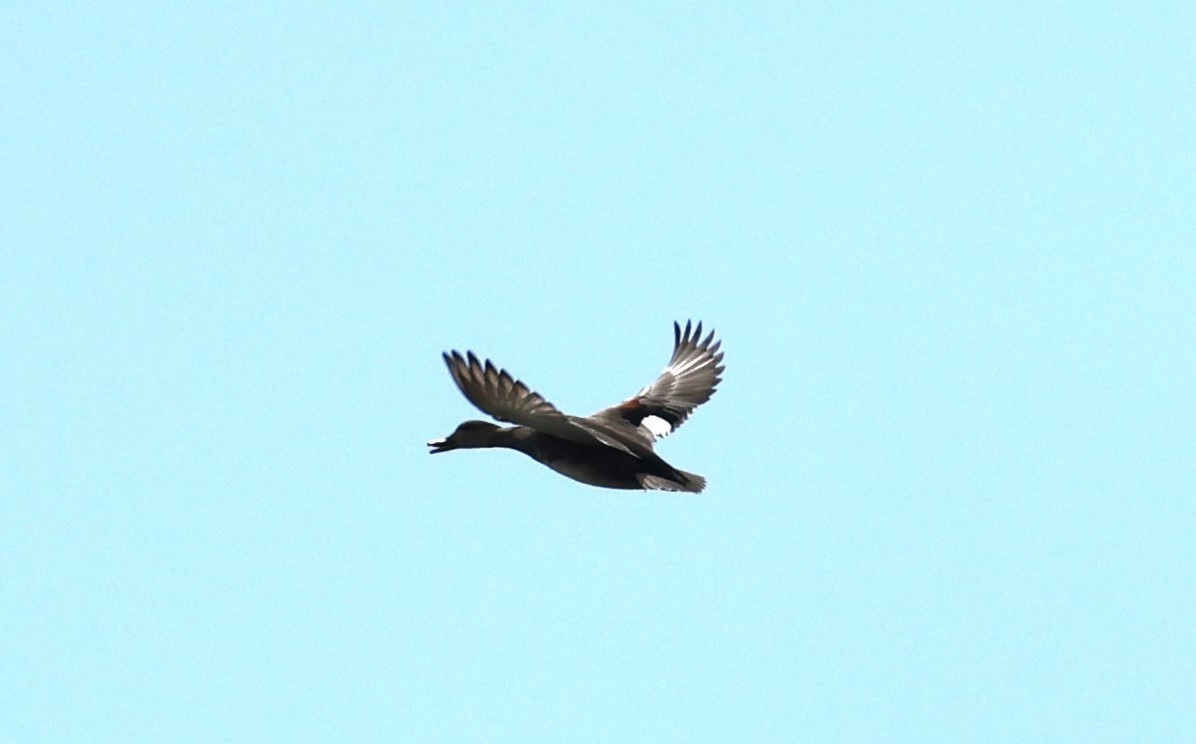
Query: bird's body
[[429, 321, 724, 492], [510, 426, 704, 491]]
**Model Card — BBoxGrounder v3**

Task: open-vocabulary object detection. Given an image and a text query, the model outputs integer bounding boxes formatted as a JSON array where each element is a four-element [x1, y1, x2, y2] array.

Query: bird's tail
[[639, 470, 706, 493]]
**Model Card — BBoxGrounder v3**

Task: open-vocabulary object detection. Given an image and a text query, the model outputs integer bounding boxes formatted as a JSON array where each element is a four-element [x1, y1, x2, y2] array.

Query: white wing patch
[[641, 414, 674, 440]]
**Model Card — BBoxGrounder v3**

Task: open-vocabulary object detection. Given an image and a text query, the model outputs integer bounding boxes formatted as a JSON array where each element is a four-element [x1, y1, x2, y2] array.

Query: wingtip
[[675, 319, 698, 349], [673, 319, 721, 351]]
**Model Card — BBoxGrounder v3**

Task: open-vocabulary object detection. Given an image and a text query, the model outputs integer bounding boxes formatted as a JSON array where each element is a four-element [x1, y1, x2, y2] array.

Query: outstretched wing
[[442, 351, 637, 454], [593, 320, 724, 443]]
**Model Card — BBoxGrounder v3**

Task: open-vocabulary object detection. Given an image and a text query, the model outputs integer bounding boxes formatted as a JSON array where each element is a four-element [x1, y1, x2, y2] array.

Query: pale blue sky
[[3, 2, 1194, 742]]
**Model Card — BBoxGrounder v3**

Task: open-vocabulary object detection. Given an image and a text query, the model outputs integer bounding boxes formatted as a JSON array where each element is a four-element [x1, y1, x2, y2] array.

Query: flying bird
[[428, 321, 724, 492]]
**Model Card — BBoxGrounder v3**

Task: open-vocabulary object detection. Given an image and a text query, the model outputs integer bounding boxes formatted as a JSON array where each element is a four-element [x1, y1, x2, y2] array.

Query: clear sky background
[[3, 3, 1193, 742]]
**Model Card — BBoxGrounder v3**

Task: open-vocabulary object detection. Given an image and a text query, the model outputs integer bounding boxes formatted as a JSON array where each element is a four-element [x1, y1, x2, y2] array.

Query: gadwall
[[428, 321, 724, 492]]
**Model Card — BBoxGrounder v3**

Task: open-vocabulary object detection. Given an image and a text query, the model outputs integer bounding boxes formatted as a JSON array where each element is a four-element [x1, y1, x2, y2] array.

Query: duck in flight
[[428, 321, 724, 492]]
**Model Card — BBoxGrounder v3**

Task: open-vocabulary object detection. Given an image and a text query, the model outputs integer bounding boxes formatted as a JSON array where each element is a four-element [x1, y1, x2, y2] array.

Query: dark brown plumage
[[429, 321, 724, 492]]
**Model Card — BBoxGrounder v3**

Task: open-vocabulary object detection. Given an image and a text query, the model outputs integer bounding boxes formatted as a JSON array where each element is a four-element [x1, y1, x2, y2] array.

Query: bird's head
[[427, 420, 503, 453]]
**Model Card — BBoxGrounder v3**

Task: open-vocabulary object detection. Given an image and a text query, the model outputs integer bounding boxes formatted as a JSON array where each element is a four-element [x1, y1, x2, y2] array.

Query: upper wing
[[442, 350, 638, 454], [593, 320, 725, 443]]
